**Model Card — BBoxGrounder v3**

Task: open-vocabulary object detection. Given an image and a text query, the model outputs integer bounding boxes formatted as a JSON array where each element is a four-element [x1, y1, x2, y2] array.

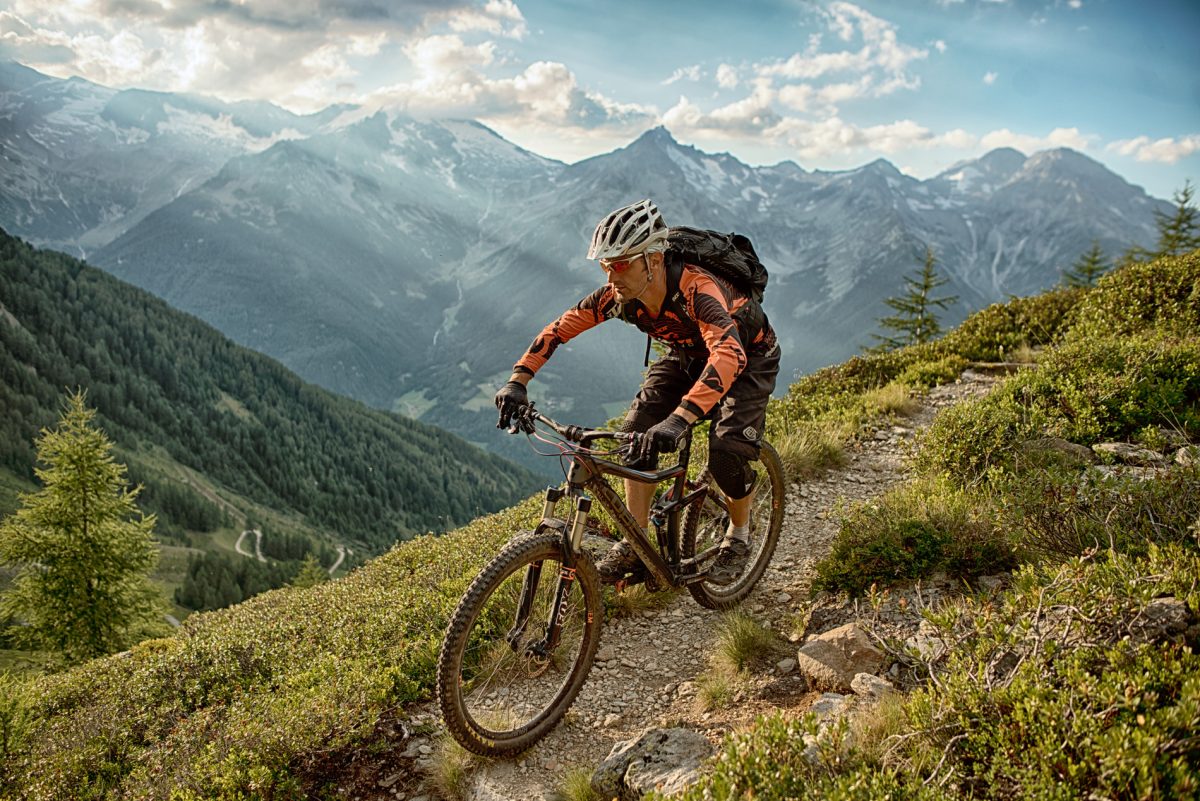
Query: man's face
[[601, 252, 649, 301]]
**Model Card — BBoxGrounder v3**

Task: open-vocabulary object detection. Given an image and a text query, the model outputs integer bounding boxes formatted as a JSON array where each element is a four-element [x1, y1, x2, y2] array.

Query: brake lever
[[506, 402, 537, 435]]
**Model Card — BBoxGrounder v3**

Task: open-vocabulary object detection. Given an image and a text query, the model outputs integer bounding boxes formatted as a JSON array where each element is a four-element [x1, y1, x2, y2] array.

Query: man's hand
[[494, 380, 528, 429], [638, 413, 690, 460]]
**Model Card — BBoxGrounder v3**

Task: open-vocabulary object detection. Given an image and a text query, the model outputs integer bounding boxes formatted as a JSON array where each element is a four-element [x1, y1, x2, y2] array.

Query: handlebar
[[508, 402, 633, 446]]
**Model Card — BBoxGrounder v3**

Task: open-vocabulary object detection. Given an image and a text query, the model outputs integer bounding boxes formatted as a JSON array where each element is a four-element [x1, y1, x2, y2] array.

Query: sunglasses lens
[[601, 255, 637, 274]]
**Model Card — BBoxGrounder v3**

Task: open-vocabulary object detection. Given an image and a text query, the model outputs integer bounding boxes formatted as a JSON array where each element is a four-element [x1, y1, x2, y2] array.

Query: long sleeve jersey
[[514, 259, 777, 417]]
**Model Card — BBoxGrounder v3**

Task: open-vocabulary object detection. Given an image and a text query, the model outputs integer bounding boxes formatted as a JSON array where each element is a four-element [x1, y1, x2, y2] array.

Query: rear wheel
[[680, 441, 785, 609], [436, 532, 603, 756]]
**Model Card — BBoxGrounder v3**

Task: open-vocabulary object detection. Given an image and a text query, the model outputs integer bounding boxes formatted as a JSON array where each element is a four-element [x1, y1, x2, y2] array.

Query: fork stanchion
[[568, 496, 592, 552], [541, 486, 565, 521]]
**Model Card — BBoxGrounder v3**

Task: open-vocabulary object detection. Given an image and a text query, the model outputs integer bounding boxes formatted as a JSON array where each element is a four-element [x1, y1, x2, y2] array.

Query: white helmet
[[587, 199, 669, 260]]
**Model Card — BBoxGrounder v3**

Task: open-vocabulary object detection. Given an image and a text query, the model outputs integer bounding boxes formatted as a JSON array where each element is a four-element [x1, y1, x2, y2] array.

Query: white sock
[[724, 523, 750, 545]]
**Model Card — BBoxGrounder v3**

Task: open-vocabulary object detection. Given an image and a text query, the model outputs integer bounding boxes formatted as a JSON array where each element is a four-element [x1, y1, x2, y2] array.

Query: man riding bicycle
[[495, 199, 780, 586]]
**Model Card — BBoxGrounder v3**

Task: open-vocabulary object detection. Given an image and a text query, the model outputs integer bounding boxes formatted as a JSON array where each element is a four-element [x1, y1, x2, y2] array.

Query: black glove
[[638, 413, 689, 461], [494, 380, 528, 429]]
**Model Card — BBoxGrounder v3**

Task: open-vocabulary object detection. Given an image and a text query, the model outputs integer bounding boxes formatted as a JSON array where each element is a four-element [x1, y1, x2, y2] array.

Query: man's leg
[[727, 492, 751, 528], [705, 346, 779, 585], [595, 355, 692, 581], [625, 479, 654, 528]]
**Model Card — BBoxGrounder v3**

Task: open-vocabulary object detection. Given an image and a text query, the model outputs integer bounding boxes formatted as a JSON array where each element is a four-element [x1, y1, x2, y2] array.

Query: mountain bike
[[435, 402, 785, 756]]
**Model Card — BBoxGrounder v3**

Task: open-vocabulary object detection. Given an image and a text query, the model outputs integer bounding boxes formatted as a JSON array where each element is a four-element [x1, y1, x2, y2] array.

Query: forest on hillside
[[0, 229, 540, 553]]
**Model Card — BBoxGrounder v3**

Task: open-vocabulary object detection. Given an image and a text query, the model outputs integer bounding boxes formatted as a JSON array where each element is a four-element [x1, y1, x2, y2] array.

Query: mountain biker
[[494, 199, 780, 585]]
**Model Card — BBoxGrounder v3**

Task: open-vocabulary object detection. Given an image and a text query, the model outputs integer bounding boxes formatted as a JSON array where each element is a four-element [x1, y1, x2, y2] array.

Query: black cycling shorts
[[624, 345, 780, 459]]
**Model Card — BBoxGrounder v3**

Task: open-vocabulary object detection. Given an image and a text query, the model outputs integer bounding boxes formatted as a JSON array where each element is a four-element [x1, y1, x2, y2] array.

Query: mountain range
[[0, 61, 1171, 470]]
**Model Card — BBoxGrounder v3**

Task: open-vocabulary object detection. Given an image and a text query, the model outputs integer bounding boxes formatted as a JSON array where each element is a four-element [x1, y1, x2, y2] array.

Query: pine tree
[[1153, 180, 1200, 258], [1062, 242, 1110, 288], [0, 391, 165, 662], [869, 246, 959, 352], [290, 553, 328, 589]]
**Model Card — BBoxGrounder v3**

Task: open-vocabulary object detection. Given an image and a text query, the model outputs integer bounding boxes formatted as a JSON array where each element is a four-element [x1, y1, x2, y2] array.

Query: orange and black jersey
[[515, 255, 778, 417]]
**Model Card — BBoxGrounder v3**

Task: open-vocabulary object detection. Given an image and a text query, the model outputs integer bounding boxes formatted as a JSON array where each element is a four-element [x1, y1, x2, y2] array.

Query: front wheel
[[680, 441, 785, 609], [436, 532, 603, 756]]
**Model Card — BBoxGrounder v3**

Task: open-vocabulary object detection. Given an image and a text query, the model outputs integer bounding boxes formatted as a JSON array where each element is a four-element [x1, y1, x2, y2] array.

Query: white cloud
[[816, 75, 875, 105], [361, 34, 655, 138], [662, 80, 779, 136], [777, 83, 814, 112], [980, 126, 1093, 151], [767, 116, 937, 159], [1068, 0, 1083, 8], [1107, 134, 1200, 164], [754, 1, 927, 114], [933, 39, 947, 53], [983, 71, 997, 85], [715, 63, 738, 90], [443, 0, 527, 39], [662, 65, 702, 85], [0, 1, 520, 110], [939, 128, 977, 149]]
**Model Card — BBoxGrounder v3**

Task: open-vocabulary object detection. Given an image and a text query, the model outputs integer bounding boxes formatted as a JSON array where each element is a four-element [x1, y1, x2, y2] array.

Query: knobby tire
[[436, 531, 603, 756], [680, 441, 785, 609]]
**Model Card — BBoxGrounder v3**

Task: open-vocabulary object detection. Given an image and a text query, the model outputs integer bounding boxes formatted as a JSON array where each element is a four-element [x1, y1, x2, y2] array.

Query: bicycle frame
[[507, 408, 720, 661]]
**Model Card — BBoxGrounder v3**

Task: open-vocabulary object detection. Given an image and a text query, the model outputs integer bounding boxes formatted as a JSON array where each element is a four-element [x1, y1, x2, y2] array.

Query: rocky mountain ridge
[[0, 62, 1172, 474]]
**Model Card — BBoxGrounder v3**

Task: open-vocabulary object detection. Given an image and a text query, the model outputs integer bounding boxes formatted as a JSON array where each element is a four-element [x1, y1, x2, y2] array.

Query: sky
[[2, 0, 1197, 199]]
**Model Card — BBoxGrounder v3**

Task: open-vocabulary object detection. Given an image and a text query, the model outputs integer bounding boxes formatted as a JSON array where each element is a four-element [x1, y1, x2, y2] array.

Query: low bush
[[779, 345, 941, 425], [1069, 249, 1200, 341], [0, 672, 30, 763], [813, 476, 1013, 596], [940, 286, 1084, 362], [896, 545, 1200, 799], [896, 354, 969, 389], [1000, 464, 1200, 562], [919, 332, 1200, 485], [679, 545, 1200, 801]]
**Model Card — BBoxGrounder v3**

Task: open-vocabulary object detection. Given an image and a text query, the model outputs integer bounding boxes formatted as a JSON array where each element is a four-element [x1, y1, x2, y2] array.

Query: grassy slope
[[673, 250, 1200, 800], [2, 251, 1197, 800]]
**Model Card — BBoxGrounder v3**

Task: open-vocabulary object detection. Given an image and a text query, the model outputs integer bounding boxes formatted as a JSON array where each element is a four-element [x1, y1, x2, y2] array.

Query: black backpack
[[666, 226, 769, 303]]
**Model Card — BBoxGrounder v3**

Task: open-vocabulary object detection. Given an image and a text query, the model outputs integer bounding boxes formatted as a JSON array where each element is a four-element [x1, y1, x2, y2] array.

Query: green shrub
[[1001, 464, 1200, 562], [1069, 249, 1200, 341], [0, 673, 30, 763], [919, 333, 1200, 485], [941, 287, 1085, 362], [681, 545, 1200, 801], [897, 354, 969, 389], [780, 344, 942, 424], [897, 545, 1200, 799], [665, 710, 950, 801], [813, 477, 1013, 595]]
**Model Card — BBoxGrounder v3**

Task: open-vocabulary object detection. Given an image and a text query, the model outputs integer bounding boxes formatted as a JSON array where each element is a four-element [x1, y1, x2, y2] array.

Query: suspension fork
[[532, 494, 591, 656], [504, 486, 563, 648], [508, 489, 593, 657]]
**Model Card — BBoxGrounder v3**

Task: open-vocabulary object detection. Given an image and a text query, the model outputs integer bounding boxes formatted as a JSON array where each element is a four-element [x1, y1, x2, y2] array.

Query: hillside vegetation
[[0, 228, 539, 553], [1, 250, 1197, 799], [677, 249, 1200, 800]]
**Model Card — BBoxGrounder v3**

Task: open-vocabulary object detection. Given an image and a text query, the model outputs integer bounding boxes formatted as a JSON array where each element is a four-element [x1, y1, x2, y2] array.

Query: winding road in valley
[[234, 528, 349, 576], [234, 528, 266, 562]]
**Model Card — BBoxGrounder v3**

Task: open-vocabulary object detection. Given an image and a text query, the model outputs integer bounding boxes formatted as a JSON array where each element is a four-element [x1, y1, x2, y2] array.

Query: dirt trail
[[377, 370, 1001, 801]]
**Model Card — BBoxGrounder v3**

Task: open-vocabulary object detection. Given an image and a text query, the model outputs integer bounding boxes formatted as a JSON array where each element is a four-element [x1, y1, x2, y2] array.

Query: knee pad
[[709, 448, 755, 500]]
